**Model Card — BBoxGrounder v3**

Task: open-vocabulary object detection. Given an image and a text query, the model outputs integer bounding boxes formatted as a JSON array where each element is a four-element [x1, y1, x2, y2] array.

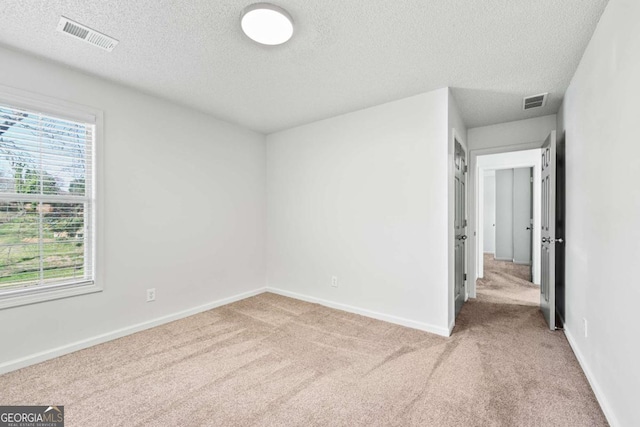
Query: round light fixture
[[241, 3, 294, 46]]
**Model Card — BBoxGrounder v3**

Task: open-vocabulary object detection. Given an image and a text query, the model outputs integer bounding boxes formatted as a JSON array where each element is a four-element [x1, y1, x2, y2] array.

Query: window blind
[[0, 102, 94, 294]]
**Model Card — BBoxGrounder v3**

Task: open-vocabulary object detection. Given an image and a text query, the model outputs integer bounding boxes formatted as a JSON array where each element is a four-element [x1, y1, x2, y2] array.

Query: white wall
[[468, 115, 557, 151], [0, 46, 266, 368], [558, 0, 640, 425], [266, 89, 451, 336], [482, 171, 495, 253], [495, 169, 514, 260]]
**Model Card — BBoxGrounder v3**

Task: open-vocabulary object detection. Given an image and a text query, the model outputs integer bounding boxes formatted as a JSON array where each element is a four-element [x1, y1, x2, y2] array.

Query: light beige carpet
[[0, 259, 607, 426]]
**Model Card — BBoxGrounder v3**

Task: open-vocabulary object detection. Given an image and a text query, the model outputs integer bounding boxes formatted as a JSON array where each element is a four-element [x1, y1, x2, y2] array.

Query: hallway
[[475, 254, 537, 306], [451, 254, 608, 425]]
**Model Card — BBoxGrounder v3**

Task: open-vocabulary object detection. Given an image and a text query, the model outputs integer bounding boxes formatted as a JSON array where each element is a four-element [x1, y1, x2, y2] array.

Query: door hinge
[[530, 176, 534, 183], [464, 273, 467, 281], [463, 219, 467, 227], [464, 165, 468, 173]]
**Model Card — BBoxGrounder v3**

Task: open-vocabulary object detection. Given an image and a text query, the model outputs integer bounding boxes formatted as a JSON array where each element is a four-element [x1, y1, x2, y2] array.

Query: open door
[[454, 140, 467, 317], [555, 133, 566, 326], [540, 131, 557, 330]]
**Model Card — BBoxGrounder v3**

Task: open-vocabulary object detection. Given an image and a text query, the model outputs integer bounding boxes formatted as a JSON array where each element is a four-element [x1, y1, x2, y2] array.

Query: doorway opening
[[476, 151, 541, 307], [484, 167, 535, 276], [463, 131, 563, 331], [478, 165, 538, 304], [475, 149, 542, 292]]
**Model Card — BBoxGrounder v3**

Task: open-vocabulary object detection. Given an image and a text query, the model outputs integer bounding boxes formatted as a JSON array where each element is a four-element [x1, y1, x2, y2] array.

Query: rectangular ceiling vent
[[56, 16, 118, 52], [523, 93, 548, 110]]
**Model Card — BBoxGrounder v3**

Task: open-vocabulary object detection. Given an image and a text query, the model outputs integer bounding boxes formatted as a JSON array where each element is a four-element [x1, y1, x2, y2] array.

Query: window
[[0, 89, 101, 308]]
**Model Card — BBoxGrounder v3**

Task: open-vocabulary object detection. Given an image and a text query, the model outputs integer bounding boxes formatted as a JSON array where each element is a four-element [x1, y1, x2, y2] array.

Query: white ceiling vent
[[523, 93, 548, 110], [56, 17, 118, 52]]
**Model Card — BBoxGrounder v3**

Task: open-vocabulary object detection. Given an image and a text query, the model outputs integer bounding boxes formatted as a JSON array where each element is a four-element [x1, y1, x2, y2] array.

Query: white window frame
[[0, 85, 103, 309]]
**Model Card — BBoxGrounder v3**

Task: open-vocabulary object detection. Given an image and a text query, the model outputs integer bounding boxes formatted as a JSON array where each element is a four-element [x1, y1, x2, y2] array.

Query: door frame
[[468, 142, 543, 298], [477, 154, 541, 282]]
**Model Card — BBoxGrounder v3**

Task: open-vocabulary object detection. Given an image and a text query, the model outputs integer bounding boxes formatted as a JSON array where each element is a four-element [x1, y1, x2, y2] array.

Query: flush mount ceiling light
[[241, 3, 294, 46]]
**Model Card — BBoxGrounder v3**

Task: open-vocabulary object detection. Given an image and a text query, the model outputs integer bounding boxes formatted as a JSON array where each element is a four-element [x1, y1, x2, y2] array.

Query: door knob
[[526, 227, 532, 230], [459, 235, 467, 240], [542, 237, 564, 243]]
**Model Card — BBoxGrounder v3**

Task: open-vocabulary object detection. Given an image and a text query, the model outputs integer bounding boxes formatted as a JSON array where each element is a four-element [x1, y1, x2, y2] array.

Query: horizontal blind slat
[[0, 132, 92, 148], [0, 108, 94, 129]]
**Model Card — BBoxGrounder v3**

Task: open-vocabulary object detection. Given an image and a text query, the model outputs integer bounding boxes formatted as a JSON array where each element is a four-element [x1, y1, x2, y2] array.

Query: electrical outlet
[[146, 288, 156, 302], [583, 318, 588, 338], [331, 276, 338, 288]]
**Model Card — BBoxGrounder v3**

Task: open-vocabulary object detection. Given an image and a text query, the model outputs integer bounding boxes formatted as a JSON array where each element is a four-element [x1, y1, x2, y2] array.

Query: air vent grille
[[523, 93, 548, 110], [57, 17, 118, 52], [62, 21, 89, 39]]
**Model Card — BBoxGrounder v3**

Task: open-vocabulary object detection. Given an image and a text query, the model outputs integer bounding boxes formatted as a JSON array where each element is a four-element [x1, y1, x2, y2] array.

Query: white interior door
[[540, 131, 557, 330]]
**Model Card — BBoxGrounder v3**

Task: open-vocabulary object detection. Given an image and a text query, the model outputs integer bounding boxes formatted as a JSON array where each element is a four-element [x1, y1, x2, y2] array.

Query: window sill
[[0, 281, 102, 310]]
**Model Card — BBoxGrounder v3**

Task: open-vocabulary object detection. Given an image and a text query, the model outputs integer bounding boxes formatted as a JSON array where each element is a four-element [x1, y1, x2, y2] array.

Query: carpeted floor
[[0, 257, 607, 426], [475, 254, 537, 306]]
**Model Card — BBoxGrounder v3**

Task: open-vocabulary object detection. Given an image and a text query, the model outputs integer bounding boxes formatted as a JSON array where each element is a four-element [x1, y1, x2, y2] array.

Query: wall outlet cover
[[583, 318, 588, 338]]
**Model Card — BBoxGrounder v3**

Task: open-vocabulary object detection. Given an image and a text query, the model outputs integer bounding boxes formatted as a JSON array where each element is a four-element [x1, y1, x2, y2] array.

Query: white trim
[[0, 84, 99, 123], [469, 142, 544, 298], [564, 327, 619, 427], [92, 104, 105, 310], [477, 168, 485, 280], [0, 287, 266, 375], [266, 287, 451, 337], [0, 281, 101, 310], [0, 286, 455, 375]]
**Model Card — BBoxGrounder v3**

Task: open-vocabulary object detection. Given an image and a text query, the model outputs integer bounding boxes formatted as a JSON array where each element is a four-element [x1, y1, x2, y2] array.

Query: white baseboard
[[494, 256, 513, 261], [564, 327, 619, 427], [0, 287, 266, 375], [266, 287, 450, 337], [1, 286, 452, 375], [513, 260, 532, 265], [448, 319, 455, 335]]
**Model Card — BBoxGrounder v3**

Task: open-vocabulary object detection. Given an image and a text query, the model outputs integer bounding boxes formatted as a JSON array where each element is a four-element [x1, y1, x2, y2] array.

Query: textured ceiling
[[0, 0, 608, 133]]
